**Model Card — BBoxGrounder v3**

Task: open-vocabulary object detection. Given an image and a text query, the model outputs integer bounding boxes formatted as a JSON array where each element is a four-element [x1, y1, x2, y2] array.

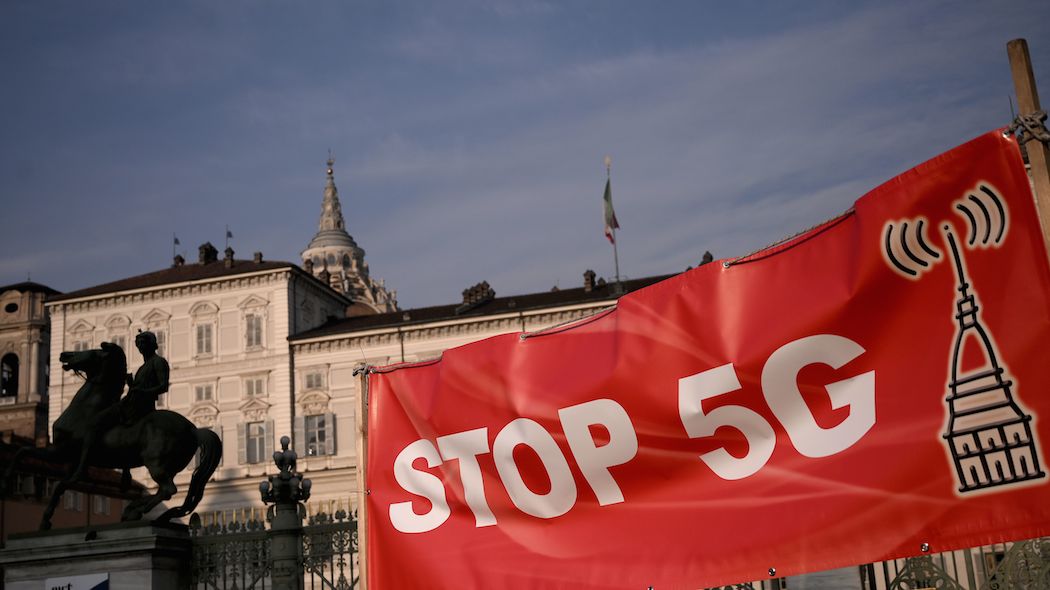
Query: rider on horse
[[120, 330, 169, 424], [5, 336, 219, 529], [78, 330, 169, 479]]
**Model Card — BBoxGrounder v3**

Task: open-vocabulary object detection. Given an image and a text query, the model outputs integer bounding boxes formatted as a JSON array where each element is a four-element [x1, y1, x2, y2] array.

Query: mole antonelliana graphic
[[883, 184, 1044, 492]]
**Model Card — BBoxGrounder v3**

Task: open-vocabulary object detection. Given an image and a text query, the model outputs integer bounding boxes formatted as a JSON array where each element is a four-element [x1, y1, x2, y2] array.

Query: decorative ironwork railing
[[303, 509, 359, 590], [189, 509, 359, 590], [190, 514, 271, 590], [866, 536, 1050, 590]]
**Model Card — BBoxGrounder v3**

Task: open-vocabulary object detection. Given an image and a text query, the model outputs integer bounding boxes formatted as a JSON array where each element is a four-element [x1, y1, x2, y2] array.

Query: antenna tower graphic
[[883, 183, 1045, 493]]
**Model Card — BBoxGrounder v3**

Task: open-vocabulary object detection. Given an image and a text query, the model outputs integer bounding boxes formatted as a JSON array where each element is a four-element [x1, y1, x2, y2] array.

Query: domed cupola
[[301, 157, 397, 314]]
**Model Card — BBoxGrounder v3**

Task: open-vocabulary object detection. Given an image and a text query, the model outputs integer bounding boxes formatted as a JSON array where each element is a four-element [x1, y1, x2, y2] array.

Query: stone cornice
[[291, 302, 615, 355], [46, 269, 297, 314]]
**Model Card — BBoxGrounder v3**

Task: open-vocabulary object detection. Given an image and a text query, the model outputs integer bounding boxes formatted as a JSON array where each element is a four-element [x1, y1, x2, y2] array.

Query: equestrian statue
[[2, 331, 222, 529]]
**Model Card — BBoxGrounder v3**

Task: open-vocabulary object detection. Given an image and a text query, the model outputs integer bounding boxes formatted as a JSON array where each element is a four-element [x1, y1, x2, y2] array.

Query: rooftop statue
[[2, 333, 221, 529]]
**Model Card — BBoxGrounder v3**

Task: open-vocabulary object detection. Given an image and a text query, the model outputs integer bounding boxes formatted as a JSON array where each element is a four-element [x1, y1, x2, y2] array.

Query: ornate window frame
[[238, 295, 268, 352], [67, 319, 94, 352], [142, 308, 171, 358], [104, 314, 131, 353], [190, 301, 218, 359]]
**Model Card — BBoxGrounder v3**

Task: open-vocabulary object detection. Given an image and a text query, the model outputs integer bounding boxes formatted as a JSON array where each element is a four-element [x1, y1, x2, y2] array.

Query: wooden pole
[[355, 368, 371, 590], [1007, 39, 1050, 250]]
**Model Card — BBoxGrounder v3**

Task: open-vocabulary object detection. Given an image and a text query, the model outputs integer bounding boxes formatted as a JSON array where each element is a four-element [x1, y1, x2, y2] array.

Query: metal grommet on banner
[[920, 542, 930, 553], [768, 567, 776, 577], [722, 261, 730, 269]]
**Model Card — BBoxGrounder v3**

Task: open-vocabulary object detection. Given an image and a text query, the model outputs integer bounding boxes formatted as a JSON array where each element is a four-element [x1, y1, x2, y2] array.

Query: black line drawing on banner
[[883, 218, 941, 279], [881, 182, 1044, 493], [954, 184, 1008, 248]]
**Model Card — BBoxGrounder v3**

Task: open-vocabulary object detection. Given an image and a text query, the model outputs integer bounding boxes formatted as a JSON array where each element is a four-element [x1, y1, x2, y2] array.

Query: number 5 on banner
[[678, 334, 876, 480]]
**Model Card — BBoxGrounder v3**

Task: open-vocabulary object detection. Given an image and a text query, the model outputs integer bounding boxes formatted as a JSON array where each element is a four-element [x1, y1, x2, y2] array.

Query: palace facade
[[42, 161, 677, 517]]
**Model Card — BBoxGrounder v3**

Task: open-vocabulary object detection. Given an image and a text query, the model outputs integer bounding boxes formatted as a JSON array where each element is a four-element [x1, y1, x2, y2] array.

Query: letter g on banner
[[762, 334, 876, 458]]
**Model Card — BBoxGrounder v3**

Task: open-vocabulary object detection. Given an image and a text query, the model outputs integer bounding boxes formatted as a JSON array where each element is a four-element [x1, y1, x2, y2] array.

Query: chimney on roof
[[456, 281, 495, 315], [199, 242, 219, 264], [224, 246, 235, 268], [583, 269, 597, 292], [173, 254, 185, 267], [700, 251, 714, 266], [253, 251, 264, 264]]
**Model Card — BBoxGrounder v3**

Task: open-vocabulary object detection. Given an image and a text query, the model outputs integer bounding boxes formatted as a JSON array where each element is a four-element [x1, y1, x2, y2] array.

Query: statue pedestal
[[0, 521, 191, 590]]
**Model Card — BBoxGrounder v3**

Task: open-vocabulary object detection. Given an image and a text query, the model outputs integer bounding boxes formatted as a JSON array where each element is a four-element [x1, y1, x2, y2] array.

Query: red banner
[[365, 131, 1050, 589]]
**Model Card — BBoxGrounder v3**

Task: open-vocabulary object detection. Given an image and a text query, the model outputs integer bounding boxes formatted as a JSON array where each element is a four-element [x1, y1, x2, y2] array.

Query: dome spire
[[319, 153, 347, 233], [300, 154, 399, 313]]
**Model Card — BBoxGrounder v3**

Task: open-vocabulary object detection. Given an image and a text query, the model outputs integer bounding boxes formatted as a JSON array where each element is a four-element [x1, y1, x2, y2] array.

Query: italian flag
[[603, 178, 620, 244]]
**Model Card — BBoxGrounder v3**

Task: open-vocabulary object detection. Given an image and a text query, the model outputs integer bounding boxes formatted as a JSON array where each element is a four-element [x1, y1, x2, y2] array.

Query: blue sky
[[2, 1, 1048, 309]]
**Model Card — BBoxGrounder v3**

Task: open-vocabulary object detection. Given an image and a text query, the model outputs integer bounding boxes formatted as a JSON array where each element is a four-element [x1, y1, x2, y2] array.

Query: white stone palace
[[41, 160, 676, 518]]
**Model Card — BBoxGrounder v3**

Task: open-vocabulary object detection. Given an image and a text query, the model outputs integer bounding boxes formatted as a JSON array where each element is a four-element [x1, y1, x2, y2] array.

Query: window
[[244, 376, 265, 397], [195, 384, 214, 402], [305, 414, 332, 456], [196, 324, 213, 355], [295, 413, 336, 457], [238, 420, 273, 465], [245, 422, 267, 464], [63, 490, 84, 511], [155, 330, 167, 358], [245, 313, 263, 348], [305, 371, 324, 390], [105, 315, 131, 354], [1, 353, 18, 401], [73, 340, 90, 352], [92, 495, 110, 515]]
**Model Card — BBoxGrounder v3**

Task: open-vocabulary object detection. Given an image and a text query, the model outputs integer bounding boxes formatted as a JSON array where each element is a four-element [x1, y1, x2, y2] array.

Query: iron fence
[[190, 510, 358, 590], [188, 506, 1046, 590], [190, 514, 271, 590], [303, 509, 359, 590], [863, 536, 1050, 590]]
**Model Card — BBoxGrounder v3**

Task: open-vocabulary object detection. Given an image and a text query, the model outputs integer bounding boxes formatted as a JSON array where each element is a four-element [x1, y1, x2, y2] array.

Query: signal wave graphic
[[883, 217, 943, 279], [954, 183, 1008, 249]]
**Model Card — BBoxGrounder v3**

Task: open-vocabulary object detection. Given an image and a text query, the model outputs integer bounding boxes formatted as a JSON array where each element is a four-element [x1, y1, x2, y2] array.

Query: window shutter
[[325, 412, 337, 455], [293, 415, 305, 453], [264, 419, 275, 460], [237, 422, 247, 465]]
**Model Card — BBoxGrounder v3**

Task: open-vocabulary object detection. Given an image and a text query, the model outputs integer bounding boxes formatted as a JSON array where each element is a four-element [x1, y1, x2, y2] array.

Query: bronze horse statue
[[2, 342, 221, 529]]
